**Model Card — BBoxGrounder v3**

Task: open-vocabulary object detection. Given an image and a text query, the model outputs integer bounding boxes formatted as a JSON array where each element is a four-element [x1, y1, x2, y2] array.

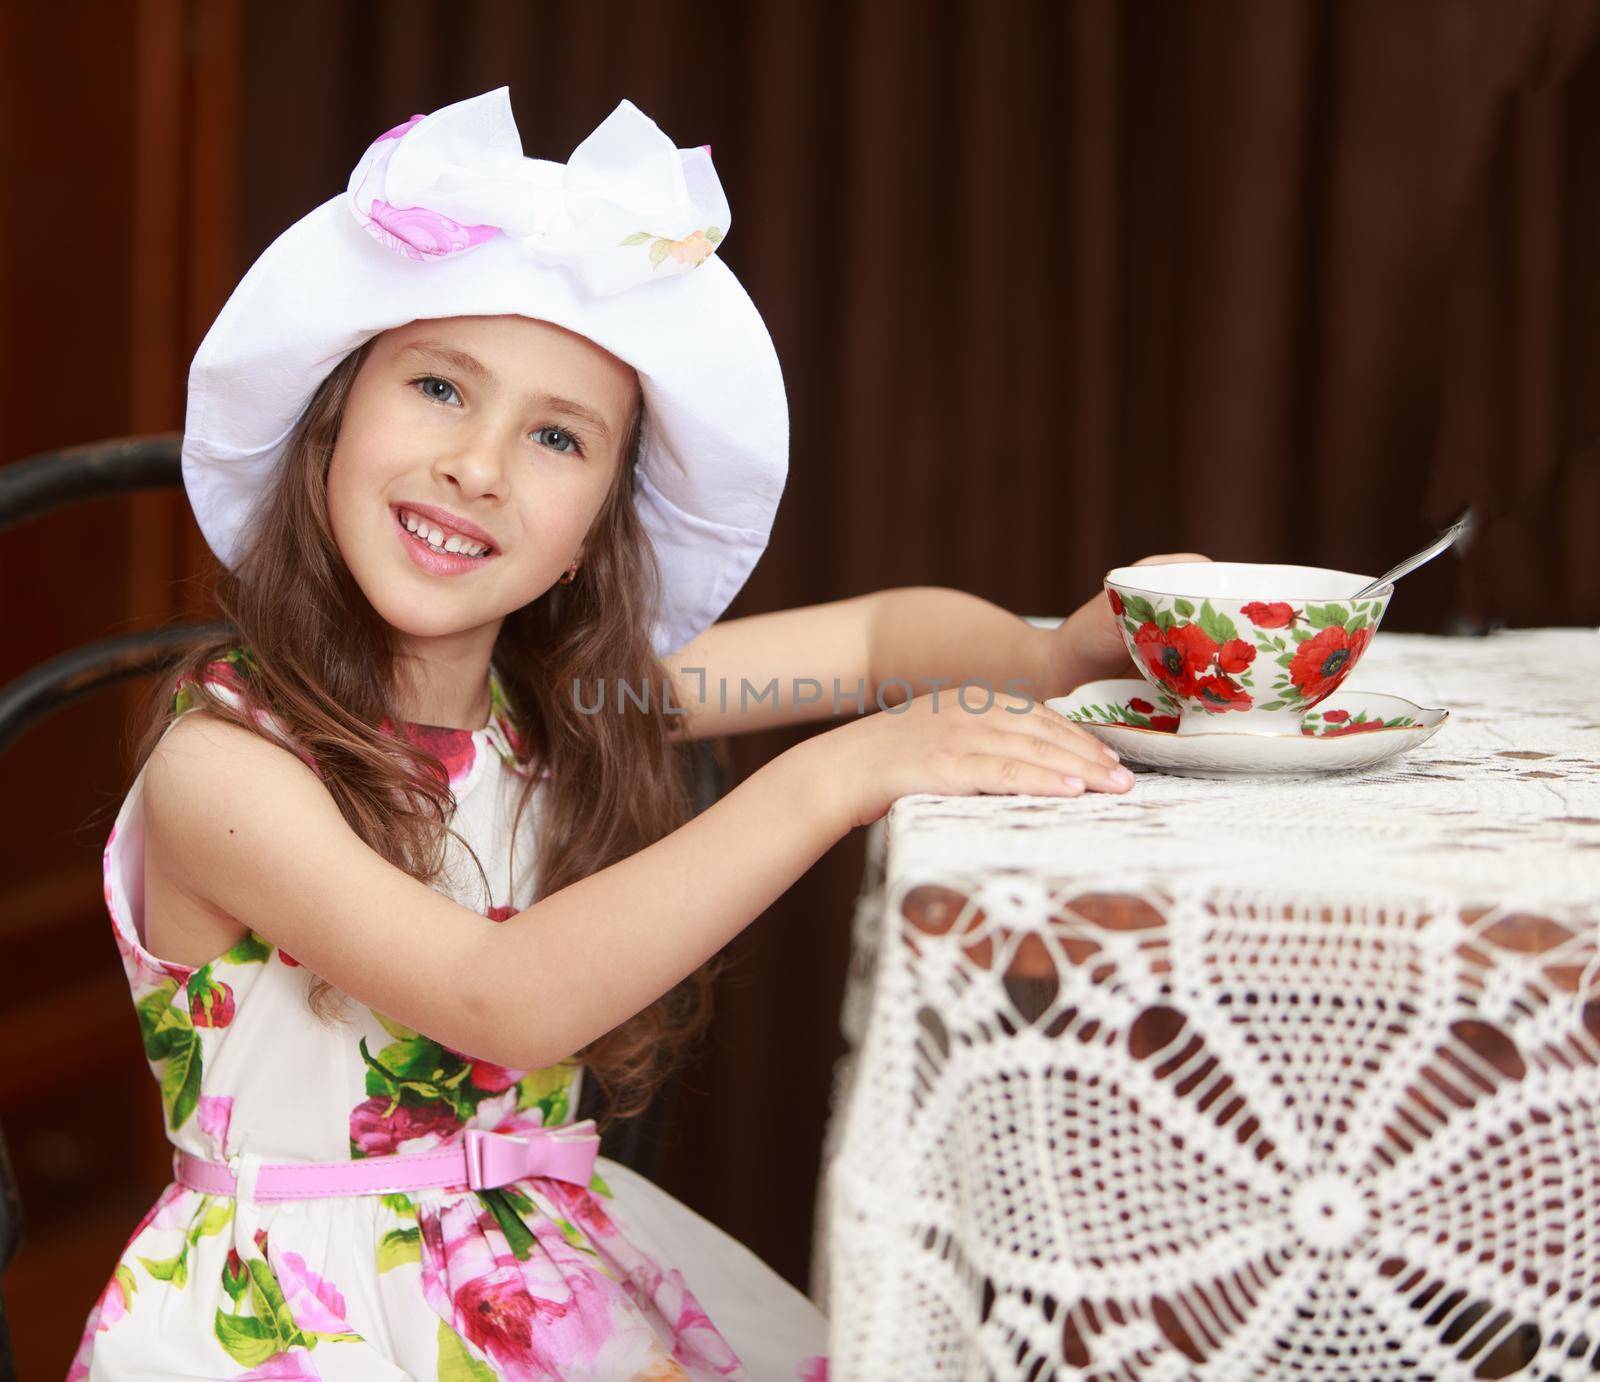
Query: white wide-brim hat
[[182, 87, 787, 658]]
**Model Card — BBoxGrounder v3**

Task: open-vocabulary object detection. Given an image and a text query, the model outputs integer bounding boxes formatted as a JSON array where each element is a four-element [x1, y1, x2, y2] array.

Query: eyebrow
[[398, 341, 615, 444]]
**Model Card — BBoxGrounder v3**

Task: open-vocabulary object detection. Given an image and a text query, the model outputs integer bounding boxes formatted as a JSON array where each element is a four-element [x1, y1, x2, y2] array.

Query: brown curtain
[[242, 0, 1600, 621], [5, 1, 1598, 1370]]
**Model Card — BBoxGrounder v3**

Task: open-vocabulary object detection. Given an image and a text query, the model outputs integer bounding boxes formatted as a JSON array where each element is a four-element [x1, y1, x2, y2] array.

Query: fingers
[[957, 749, 1135, 798], [1023, 710, 1124, 771], [967, 734, 1133, 794], [912, 689, 1136, 796], [967, 694, 1135, 794], [1002, 697, 1118, 762], [991, 692, 1116, 758], [959, 752, 1090, 798]]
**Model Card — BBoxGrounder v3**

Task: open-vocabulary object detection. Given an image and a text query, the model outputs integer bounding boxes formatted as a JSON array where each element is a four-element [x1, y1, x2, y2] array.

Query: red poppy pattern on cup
[[1062, 687, 1184, 734], [1110, 588, 1384, 716], [1301, 706, 1419, 737], [1065, 690, 1418, 739]]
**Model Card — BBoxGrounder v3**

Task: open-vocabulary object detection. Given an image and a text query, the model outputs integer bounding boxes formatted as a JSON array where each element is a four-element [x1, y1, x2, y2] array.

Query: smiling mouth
[[394, 506, 496, 558]]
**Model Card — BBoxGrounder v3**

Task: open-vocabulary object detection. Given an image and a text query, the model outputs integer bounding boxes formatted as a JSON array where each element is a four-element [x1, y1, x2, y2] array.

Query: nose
[[432, 430, 511, 500]]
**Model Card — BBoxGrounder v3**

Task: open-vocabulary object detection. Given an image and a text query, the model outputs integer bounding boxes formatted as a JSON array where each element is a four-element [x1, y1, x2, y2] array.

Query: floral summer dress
[[70, 650, 830, 1381]]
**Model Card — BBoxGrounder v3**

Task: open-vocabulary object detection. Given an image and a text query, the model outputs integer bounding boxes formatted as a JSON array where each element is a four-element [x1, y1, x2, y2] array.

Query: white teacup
[[1104, 562, 1393, 736]]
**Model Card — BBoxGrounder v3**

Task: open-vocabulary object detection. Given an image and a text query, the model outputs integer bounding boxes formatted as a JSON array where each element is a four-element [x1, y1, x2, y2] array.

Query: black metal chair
[[0, 435, 729, 1374]]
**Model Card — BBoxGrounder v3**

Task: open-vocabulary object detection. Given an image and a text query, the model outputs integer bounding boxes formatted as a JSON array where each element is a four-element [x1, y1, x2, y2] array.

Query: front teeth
[[399, 509, 490, 558]]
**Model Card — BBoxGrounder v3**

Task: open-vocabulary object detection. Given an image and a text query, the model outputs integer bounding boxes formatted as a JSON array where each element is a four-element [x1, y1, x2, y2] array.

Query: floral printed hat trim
[[183, 87, 787, 658]]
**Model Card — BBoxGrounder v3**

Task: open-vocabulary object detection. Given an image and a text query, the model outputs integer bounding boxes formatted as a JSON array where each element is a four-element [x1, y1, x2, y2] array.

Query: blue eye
[[413, 375, 460, 406], [410, 376, 585, 457], [534, 426, 581, 455]]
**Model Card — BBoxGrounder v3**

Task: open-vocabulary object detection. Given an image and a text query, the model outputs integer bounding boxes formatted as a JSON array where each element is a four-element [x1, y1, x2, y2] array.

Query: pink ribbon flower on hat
[[351, 112, 501, 259], [346, 87, 732, 297]]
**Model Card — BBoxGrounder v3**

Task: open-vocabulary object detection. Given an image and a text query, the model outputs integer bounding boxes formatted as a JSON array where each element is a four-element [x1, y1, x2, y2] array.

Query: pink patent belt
[[172, 1122, 602, 1202]]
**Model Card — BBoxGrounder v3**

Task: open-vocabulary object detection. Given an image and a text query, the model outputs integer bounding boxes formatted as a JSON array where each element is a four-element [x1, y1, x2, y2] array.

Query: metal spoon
[[1350, 509, 1476, 600]]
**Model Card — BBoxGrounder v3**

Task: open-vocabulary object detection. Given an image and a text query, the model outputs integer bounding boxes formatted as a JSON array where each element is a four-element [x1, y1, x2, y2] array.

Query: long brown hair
[[131, 336, 716, 1134]]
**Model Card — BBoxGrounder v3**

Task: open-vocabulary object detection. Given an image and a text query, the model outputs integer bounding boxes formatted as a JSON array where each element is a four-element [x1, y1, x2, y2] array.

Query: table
[[813, 629, 1600, 1380]]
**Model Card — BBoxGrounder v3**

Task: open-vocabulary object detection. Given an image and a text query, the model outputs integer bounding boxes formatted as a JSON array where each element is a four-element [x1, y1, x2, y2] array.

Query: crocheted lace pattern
[[815, 629, 1600, 1379]]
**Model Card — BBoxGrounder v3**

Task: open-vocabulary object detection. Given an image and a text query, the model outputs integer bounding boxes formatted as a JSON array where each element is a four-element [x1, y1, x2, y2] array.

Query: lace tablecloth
[[814, 629, 1600, 1380]]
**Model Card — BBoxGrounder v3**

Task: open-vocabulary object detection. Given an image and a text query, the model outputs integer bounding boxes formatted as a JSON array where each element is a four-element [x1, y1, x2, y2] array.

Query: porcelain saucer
[[1046, 679, 1449, 778]]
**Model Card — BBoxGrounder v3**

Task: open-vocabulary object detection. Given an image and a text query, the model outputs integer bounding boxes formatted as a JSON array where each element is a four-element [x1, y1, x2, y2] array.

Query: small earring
[[558, 560, 580, 585]]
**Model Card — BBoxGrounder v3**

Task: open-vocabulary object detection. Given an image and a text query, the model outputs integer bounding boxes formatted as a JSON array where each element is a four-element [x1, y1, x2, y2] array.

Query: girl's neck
[[395, 655, 495, 731], [407, 688, 492, 732]]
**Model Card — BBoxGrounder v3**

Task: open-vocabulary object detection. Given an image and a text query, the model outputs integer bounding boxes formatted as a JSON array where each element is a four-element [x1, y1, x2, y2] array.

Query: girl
[[70, 89, 1161, 1380]]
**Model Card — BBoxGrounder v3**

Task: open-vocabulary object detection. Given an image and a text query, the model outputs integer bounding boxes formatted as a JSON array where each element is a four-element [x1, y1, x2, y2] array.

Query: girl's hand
[[804, 687, 1136, 831], [1048, 552, 1212, 691]]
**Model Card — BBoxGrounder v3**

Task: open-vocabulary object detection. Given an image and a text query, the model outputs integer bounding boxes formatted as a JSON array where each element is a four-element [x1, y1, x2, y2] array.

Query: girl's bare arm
[[664, 560, 1212, 741], [145, 711, 848, 1071], [474, 743, 845, 1068]]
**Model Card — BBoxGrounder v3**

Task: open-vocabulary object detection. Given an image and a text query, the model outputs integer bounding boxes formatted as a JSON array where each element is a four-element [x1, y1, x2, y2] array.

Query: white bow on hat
[[347, 91, 731, 297], [183, 88, 788, 658]]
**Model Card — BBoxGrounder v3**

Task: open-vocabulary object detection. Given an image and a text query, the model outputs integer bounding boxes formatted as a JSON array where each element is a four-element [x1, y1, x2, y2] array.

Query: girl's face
[[327, 315, 641, 649]]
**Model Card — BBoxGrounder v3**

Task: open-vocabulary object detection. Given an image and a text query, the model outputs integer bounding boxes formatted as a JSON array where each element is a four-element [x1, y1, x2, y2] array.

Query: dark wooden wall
[[4, 1, 1598, 1374]]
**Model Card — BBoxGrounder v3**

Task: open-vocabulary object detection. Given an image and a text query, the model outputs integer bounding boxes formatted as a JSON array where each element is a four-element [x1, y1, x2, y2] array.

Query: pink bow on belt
[[173, 1119, 603, 1202], [463, 1123, 601, 1191]]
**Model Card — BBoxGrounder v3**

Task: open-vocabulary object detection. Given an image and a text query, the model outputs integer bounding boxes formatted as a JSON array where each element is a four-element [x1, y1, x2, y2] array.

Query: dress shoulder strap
[[168, 645, 322, 778], [170, 644, 257, 714]]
